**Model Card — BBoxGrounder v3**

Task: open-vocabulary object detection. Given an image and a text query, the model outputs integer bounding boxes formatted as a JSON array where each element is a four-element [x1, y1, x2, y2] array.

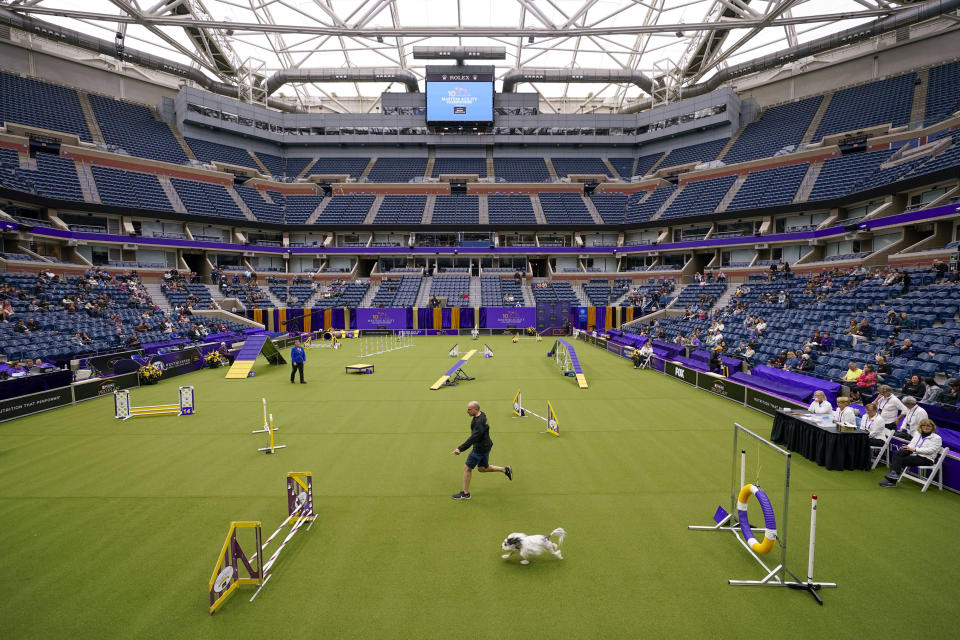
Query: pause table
[[345, 363, 375, 375]]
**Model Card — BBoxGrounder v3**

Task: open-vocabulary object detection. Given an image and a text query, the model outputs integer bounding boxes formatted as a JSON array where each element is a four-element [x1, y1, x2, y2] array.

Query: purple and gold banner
[[482, 307, 537, 329], [356, 308, 409, 330]]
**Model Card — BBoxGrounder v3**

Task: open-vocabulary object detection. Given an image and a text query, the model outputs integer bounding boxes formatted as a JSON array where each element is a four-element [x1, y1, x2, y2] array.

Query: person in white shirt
[[860, 403, 887, 446], [879, 419, 943, 487], [898, 396, 928, 437], [872, 385, 906, 431], [833, 396, 857, 426], [807, 390, 832, 414]]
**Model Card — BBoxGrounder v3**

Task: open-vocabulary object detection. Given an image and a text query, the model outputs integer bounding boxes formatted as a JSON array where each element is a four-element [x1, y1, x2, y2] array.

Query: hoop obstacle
[[114, 386, 194, 419], [208, 472, 316, 614], [688, 423, 836, 604], [512, 390, 560, 437]]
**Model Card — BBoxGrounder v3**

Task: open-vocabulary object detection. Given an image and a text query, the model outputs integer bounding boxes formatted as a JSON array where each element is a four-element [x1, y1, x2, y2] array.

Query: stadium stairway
[[247, 152, 270, 175], [581, 195, 605, 224], [364, 195, 385, 224], [478, 195, 489, 224], [602, 158, 621, 179], [360, 283, 380, 307], [911, 68, 930, 123], [801, 93, 833, 144], [415, 276, 433, 307], [304, 198, 331, 224], [650, 187, 684, 221], [360, 158, 377, 180], [520, 281, 535, 306], [167, 123, 198, 161], [143, 283, 174, 313], [75, 92, 105, 144], [716, 174, 748, 212], [224, 185, 259, 222], [75, 161, 101, 204], [421, 196, 436, 224], [296, 158, 317, 178], [157, 176, 188, 213], [469, 276, 482, 303], [544, 158, 558, 180], [530, 195, 548, 224]]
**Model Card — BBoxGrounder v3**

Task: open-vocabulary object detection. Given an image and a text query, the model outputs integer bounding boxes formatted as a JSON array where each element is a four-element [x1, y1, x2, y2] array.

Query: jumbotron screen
[[425, 71, 494, 123]]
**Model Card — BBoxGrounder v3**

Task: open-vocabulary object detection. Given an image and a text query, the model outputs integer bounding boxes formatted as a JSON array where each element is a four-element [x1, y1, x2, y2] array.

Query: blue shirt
[[291, 346, 306, 363]]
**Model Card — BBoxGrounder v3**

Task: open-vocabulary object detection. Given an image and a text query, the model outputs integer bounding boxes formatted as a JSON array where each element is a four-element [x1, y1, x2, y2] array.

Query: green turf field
[[1, 335, 958, 639]]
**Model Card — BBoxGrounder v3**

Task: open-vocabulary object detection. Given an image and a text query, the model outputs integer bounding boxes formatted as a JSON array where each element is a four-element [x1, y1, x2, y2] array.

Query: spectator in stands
[[878, 336, 897, 357], [855, 364, 878, 399], [902, 375, 926, 399], [894, 338, 918, 359], [879, 419, 941, 488], [899, 396, 928, 437], [857, 318, 873, 340], [834, 397, 857, 426], [14, 319, 28, 333], [842, 361, 863, 383], [860, 402, 886, 446], [874, 355, 891, 382], [819, 332, 833, 352], [873, 384, 906, 432], [808, 390, 832, 414], [25, 317, 41, 331], [798, 353, 815, 373], [921, 378, 942, 405], [0, 298, 13, 322], [900, 270, 911, 295], [8, 362, 27, 378], [783, 351, 800, 370], [939, 379, 960, 406]]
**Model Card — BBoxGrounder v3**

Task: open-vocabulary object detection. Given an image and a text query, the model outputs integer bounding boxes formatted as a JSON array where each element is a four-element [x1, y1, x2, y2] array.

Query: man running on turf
[[452, 401, 512, 500]]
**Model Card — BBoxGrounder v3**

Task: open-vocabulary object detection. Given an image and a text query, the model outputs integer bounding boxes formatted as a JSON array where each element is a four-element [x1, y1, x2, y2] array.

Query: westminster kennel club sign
[[356, 308, 407, 330]]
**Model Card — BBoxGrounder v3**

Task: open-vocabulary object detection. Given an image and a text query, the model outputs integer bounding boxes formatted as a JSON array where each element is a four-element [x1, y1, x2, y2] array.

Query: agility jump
[[430, 349, 477, 389], [208, 472, 316, 614], [548, 339, 588, 389], [512, 390, 560, 437], [688, 423, 836, 604], [114, 386, 194, 419]]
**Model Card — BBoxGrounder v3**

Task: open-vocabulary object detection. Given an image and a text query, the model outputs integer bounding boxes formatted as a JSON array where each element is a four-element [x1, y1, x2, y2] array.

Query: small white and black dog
[[501, 528, 566, 565]]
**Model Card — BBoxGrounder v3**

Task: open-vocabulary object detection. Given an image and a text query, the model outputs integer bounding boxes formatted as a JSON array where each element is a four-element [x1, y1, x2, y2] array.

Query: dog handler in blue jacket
[[290, 339, 306, 384], [451, 401, 512, 500]]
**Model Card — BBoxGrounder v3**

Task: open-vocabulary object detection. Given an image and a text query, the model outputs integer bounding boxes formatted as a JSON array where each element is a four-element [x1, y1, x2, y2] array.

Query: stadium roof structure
[[2, 0, 959, 113]]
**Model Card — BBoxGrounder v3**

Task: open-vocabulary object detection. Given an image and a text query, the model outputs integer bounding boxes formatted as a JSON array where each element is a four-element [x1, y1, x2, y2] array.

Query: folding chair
[[870, 430, 894, 470], [898, 447, 950, 493]]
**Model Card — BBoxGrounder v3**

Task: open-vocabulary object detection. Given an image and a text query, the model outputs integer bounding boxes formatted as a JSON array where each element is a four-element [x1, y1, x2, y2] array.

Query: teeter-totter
[[208, 472, 316, 614], [114, 386, 194, 419], [430, 349, 477, 389]]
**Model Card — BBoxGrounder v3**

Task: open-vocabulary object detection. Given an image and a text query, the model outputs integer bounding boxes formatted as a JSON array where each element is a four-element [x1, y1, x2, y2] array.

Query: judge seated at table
[[807, 390, 832, 414], [833, 396, 857, 425], [879, 419, 943, 488], [859, 402, 887, 447]]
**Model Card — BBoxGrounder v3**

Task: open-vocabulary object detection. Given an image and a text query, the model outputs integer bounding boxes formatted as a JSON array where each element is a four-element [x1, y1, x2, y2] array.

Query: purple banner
[[356, 308, 410, 330], [149, 347, 205, 379], [482, 307, 537, 329]]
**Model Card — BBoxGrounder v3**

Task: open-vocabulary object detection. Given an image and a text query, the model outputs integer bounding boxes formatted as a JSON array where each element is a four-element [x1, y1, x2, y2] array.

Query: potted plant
[[138, 363, 162, 385]]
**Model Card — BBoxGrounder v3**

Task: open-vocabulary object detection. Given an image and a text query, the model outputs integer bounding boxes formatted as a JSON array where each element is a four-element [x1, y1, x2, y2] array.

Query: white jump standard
[[359, 331, 415, 357], [114, 386, 194, 419]]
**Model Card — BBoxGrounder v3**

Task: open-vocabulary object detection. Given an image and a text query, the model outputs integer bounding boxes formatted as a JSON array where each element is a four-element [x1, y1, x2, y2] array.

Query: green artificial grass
[[1, 336, 959, 639]]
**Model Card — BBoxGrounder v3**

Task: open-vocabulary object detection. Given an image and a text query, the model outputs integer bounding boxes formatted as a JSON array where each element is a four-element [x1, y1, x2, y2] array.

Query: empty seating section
[[480, 276, 523, 305], [728, 164, 808, 210], [551, 158, 611, 177], [92, 166, 174, 212], [284, 194, 325, 224], [814, 74, 916, 141], [375, 195, 426, 224], [31, 154, 83, 201], [625, 186, 674, 223], [430, 276, 470, 306], [163, 282, 214, 309], [236, 185, 284, 223], [583, 280, 612, 305], [307, 157, 370, 178], [88, 95, 187, 164], [314, 281, 369, 309], [367, 157, 427, 182], [676, 283, 727, 310], [371, 276, 421, 306], [0, 72, 91, 141], [634, 152, 664, 177], [591, 193, 627, 223], [1, 252, 42, 262], [487, 194, 536, 224], [0, 146, 19, 168], [926, 61, 960, 124], [171, 179, 245, 219], [186, 138, 261, 171], [658, 138, 728, 168], [661, 175, 736, 219], [284, 157, 314, 178], [906, 130, 960, 177], [539, 193, 594, 225], [254, 152, 285, 177], [432, 195, 479, 224], [808, 150, 894, 201], [609, 158, 635, 178], [724, 96, 823, 163], [531, 281, 579, 306], [315, 194, 375, 224], [432, 158, 486, 177], [493, 157, 550, 182]]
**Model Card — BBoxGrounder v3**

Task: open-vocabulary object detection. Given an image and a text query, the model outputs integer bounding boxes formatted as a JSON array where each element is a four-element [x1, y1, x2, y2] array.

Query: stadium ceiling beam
[[9, 5, 903, 37]]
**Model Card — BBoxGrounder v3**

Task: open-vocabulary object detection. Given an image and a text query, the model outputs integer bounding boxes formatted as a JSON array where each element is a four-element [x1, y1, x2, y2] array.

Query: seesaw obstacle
[[114, 386, 194, 419], [208, 472, 316, 614], [512, 390, 560, 437]]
